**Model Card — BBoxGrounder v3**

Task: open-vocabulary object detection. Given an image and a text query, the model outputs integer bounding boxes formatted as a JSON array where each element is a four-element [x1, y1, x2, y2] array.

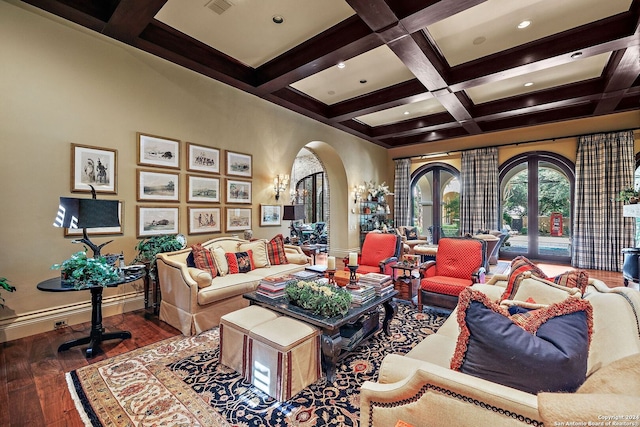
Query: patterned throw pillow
[[225, 250, 255, 274], [501, 256, 548, 300], [404, 227, 419, 240], [190, 244, 217, 277], [267, 234, 288, 265], [550, 270, 589, 294], [451, 288, 593, 394]]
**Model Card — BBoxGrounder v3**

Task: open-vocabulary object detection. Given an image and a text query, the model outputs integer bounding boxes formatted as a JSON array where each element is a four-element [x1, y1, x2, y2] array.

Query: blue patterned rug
[[67, 304, 447, 426]]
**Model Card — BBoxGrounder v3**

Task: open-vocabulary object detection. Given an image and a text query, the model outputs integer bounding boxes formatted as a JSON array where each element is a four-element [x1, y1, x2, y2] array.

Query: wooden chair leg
[[417, 288, 423, 312]]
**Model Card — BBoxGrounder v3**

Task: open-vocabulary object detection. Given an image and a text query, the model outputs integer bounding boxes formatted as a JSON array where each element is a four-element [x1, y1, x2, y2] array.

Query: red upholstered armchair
[[344, 232, 402, 276], [417, 237, 486, 311]]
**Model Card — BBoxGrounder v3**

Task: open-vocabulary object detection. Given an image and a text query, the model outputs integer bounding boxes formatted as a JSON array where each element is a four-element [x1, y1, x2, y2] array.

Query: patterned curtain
[[393, 158, 412, 227], [460, 147, 499, 234], [573, 130, 635, 270]]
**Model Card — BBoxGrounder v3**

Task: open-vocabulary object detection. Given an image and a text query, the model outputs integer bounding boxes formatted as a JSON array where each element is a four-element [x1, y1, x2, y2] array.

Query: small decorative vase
[[378, 195, 385, 203], [367, 194, 372, 201], [243, 229, 253, 240]]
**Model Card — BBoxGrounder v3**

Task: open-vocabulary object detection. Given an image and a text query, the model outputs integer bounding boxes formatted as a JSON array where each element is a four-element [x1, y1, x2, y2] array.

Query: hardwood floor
[[0, 263, 633, 426]]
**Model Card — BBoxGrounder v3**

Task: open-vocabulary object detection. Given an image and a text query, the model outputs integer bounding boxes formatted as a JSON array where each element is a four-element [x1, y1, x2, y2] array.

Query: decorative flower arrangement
[[51, 251, 120, 289], [285, 280, 352, 317], [366, 181, 392, 199]]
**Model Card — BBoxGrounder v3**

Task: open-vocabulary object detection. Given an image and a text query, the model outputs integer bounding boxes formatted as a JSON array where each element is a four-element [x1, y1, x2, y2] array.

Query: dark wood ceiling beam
[[381, 126, 470, 147], [20, 0, 111, 31], [371, 112, 457, 138], [594, 47, 640, 114], [327, 79, 430, 121], [103, 0, 167, 43], [448, 12, 639, 91], [255, 16, 381, 92], [479, 103, 597, 133], [138, 21, 257, 90]]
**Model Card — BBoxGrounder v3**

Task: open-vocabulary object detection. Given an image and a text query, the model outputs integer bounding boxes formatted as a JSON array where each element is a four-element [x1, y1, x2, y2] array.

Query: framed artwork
[[225, 150, 252, 177], [137, 206, 179, 237], [71, 144, 117, 194], [226, 207, 252, 232], [137, 169, 180, 202], [260, 204, 281, 226], [226, 179, 252, 204], [187, 142, 220, 174], [187, 175, 220, 203], [188, 207, 221, 235], [65, 201, 124, 236], [137, 132, 180, 169]]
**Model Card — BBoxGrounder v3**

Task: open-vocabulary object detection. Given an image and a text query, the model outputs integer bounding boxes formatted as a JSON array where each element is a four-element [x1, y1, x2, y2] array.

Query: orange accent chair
[[344, 232, 402, 276], [417, 237, 486, 311]]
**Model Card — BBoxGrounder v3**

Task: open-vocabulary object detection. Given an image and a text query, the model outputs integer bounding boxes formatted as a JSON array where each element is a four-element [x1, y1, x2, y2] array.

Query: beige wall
[[0, 1, 389, 341]]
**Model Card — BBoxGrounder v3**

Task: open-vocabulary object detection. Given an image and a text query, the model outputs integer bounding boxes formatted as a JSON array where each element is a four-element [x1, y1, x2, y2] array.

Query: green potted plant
[[0, 277, 16, 308], [616, 187, 639, 204], [285, 279, 352, 317], [133, 234, 184, 278], [51, 251, 120, 289]]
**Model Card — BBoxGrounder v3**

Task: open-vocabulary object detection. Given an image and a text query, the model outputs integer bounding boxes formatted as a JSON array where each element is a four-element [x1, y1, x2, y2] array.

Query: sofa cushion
[[577, 353, 640, 396], [226, 250, 255, 274], [191, 243, 218, 277], [285, 252, 308, 265], [451, 288, 593, 394], [267, 234, 289, 265], [504, 272, 582, 305], [187, 267, 213, 289], [212, 246, 229, 276], [238, 239, 269, 268]]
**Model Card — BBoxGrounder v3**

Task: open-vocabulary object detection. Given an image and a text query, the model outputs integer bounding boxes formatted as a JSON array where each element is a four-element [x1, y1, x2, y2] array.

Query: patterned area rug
[[67, 304, 447, 426]]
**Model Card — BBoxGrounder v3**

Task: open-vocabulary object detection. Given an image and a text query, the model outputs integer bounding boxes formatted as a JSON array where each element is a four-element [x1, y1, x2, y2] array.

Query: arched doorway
[[410, 163, 461, 243], [289, 148, 328, 244], [499, 152, 574, 263]]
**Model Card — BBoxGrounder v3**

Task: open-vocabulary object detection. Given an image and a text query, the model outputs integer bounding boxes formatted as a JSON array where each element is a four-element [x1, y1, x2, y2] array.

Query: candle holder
[[327, 269, 336, 286], [347, 264, 359, 289]]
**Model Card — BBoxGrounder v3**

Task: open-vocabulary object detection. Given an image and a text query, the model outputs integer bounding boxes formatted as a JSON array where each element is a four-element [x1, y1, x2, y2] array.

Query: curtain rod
[[392, 127, 640, 161]]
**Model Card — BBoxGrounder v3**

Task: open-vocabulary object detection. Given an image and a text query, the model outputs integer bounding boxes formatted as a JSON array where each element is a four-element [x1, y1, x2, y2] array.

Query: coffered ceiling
[[18, 0, 640, 148]]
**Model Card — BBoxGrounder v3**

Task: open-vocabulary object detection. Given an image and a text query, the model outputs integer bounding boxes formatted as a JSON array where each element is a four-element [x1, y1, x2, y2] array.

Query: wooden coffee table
[[244, 289, 397, 382]]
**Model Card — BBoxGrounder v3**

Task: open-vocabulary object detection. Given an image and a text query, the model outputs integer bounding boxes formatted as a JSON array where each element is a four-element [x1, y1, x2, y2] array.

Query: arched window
[[410, 163, 460, 242], [499, 152, 574, 263]]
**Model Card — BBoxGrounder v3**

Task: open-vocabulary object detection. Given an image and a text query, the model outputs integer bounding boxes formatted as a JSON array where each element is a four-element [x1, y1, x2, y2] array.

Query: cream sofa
[[360, 275, 640, 427], [156, 237, 311, 336]]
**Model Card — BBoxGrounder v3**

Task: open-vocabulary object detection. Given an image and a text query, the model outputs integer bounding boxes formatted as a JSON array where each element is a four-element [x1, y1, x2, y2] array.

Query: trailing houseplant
[[51, 251, 120, 289], [285, 279, 352, 317], [133, 234, 184, 278], [616, 187, 639, 204], [0, 277, 16, 308]]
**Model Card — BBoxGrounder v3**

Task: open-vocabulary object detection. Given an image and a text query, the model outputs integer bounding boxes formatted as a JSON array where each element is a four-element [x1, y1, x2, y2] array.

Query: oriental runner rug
[[67, 304, 446, 427]]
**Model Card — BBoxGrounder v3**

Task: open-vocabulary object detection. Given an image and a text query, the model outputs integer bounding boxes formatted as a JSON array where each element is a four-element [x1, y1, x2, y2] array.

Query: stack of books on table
[[348, 284, 376, 306], [257, 275, 292, 298], [292, 270, 319, 281], [359, 273, 394, 297]]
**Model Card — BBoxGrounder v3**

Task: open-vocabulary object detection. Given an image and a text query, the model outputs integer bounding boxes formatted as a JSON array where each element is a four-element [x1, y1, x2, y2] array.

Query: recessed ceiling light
[[403, 111, 410, 115], [571, 52, 583, 59], [524, 82, 534, 87], [272, 15, 284, 24], [327, 90, 336, 96], [337, 62, 346, 69], [517, 20, 531, 29]]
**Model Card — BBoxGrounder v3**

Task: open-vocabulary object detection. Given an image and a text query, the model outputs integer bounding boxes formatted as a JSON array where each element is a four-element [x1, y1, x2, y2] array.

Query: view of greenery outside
[[502, 167, 571, 236]]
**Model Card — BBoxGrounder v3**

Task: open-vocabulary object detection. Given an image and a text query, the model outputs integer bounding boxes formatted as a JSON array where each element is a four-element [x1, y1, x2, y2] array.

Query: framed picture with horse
[[71, 143, 117, 194]]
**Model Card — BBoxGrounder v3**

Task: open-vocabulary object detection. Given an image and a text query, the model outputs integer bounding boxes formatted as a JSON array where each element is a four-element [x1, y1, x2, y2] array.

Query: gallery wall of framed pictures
[[68, 134, 267, 238]]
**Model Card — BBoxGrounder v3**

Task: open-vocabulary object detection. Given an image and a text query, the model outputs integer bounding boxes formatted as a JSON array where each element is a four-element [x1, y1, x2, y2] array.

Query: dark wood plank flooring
[[0, 262, 632, 426]]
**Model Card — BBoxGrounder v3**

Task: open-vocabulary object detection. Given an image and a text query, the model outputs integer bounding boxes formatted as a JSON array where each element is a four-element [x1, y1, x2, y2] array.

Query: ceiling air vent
[[206, 0, 233, 15]]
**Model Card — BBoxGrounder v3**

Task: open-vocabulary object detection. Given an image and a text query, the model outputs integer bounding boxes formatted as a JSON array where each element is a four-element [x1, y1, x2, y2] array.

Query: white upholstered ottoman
[[219, 305, 279, 377], [247, 316, 321, 401]]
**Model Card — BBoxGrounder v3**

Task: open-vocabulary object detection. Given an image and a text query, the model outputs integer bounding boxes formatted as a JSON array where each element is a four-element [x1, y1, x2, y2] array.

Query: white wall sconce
[[273, 174, 289, 200]]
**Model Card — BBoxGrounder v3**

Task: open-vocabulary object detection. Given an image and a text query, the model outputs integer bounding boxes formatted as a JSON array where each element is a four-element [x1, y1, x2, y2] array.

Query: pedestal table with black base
[[37, 272, 144, 357]]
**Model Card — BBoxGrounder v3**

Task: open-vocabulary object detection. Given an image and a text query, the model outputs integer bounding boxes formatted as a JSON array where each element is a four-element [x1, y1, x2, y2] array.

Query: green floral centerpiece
[[285, 280, 352, 317], [52, 251, 120, 289]]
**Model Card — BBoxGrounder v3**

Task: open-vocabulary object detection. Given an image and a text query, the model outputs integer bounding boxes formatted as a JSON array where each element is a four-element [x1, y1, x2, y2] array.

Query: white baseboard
[[0, 291, 145, 343]]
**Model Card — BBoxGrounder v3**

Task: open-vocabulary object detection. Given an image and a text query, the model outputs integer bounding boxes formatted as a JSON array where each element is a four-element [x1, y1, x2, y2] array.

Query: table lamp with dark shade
[[53, 192, 120, 257]]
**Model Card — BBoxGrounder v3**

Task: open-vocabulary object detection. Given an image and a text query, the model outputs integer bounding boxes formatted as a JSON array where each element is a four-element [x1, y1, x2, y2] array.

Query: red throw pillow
[[550, 270, 589, 294], [267, 234, 288, 265], [225, 250, 255, 274], [191, 244, 217, 277], [501, 256, 547, 300]]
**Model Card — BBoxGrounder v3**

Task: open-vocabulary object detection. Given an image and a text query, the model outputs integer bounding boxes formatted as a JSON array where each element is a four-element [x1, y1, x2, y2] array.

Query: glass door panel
[[440, 171, 460, 237], [501, 164, 529, 254], [537, 161, 571, 257]]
